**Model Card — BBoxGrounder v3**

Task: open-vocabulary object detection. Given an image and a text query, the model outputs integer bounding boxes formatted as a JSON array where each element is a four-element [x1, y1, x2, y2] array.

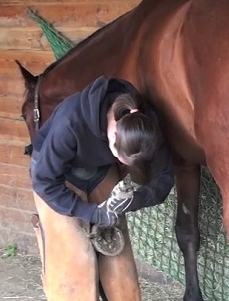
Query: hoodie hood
[[80, 75, 139, 139]]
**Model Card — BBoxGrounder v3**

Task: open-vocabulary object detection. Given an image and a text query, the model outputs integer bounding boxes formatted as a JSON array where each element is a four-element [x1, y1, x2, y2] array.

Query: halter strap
[[34, 75, 43, 131]]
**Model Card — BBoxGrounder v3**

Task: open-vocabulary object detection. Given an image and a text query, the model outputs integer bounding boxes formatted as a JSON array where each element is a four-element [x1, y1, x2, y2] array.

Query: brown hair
[[112, 93, 162, 184]]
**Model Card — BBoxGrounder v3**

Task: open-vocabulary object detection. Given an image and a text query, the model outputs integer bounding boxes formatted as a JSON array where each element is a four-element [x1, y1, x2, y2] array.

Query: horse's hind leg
[[175, 158, 203, 301], [88, 165, 141, 301]]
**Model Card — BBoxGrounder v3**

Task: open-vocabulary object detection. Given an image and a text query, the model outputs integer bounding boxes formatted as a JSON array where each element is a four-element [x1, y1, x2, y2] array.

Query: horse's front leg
[[175, 160, 203, 301]]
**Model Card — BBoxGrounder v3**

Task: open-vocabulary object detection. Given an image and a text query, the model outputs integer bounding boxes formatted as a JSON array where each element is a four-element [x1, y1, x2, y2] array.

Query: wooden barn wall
[[0, 0, 140, 253]]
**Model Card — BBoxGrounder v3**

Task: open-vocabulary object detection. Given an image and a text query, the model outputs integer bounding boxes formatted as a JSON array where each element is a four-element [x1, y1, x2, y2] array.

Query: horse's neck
[[54, 11, 140, 85], [41, 0, 193, 100], [43, 1, 158, 97]]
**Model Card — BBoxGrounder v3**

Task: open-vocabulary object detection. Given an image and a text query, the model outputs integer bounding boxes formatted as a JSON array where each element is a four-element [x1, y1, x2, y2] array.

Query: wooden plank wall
[[0, 0, 140, 253]]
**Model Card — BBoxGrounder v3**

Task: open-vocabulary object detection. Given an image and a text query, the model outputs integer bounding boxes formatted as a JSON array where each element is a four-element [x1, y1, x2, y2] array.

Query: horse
[[17, 0, 229, 299]]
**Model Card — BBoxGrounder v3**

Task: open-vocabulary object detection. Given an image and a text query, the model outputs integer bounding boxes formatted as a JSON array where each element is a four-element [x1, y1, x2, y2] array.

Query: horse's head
[[16, 60, 39, 155]]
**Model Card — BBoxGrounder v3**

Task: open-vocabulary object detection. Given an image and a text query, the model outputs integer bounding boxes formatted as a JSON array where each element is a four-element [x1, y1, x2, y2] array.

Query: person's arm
[[106, 143, 174, 214], [32, 117, 117, 226], [134, 142, 174, 209]]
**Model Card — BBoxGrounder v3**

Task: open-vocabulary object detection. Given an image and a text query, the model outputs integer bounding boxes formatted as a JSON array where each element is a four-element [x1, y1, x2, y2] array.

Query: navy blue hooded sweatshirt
[[31, 76, 174, 223]]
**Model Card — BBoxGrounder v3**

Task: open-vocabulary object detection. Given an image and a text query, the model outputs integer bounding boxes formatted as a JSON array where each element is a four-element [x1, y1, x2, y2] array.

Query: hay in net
[[27, 9, 229, 301], [27, 8, 74, 60]]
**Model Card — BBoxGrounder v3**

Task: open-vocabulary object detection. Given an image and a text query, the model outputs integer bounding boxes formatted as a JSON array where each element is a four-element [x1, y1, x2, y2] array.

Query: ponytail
[[112, 93, 139, 121], [112, 93, 162, 184]]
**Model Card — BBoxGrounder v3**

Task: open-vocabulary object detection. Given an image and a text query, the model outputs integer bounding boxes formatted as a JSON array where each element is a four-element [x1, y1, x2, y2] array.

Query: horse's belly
[[165, 126, 206, 164]]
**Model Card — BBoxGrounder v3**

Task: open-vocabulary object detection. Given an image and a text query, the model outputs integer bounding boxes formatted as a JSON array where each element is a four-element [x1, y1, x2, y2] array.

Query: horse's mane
[[43, 12, 129, 76]]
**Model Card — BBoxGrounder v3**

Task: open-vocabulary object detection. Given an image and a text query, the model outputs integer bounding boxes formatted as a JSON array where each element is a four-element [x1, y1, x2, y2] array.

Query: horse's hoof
[[90, 225, 125, 256]]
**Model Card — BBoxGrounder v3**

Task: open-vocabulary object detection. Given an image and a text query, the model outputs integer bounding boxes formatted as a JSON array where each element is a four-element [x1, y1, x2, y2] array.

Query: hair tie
[[130, 109, 139, 114]]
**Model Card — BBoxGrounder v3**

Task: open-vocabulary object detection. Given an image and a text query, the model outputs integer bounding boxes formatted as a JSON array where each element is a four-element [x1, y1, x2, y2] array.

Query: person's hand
[[90, 174, 140, 226], [90, 201, 118, 227], [107, 174, 140, 214]]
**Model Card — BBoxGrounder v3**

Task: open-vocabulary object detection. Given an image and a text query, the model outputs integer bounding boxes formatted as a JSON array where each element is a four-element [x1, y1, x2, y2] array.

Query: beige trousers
[[32, 165, 141, 301]]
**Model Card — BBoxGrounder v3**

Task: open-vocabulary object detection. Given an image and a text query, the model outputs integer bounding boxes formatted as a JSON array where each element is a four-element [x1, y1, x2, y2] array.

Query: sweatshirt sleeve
[[132, 142, 175, 210], [32, 117, 97, 223]]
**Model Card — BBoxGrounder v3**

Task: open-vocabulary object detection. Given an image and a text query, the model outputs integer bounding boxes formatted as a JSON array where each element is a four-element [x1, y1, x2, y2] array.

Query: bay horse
[[17, 0, 229, 300]]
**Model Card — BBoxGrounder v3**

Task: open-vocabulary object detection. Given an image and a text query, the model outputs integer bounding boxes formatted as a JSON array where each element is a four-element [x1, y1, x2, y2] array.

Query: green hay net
[[28, 9, 229, 301]]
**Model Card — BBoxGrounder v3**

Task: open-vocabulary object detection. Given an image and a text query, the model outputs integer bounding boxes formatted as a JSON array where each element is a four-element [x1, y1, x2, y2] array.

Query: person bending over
[[30, 75, 174, 301]]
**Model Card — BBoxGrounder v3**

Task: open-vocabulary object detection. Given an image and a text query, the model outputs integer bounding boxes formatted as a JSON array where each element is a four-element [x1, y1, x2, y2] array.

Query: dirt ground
[[0, 247, 184, 301]]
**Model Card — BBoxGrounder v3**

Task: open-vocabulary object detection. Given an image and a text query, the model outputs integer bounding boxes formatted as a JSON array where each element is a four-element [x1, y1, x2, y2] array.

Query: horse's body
[[18, 0, 229, 300]]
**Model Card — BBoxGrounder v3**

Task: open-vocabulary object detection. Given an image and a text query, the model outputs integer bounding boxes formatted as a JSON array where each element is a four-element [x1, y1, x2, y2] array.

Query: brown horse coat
[[18, 0, 229, 300]]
